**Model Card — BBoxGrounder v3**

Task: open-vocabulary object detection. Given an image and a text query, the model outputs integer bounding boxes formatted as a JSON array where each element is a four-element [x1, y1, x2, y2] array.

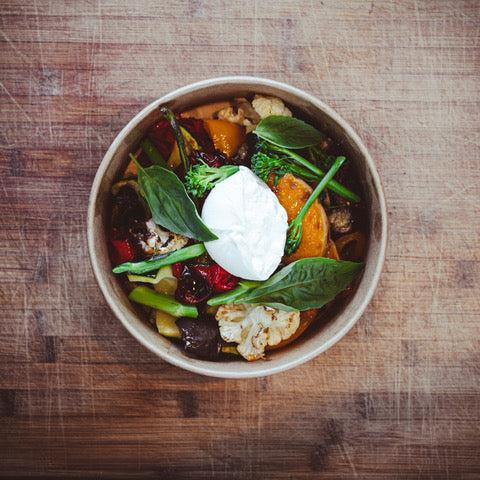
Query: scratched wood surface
[[0, 0, 479, 478]]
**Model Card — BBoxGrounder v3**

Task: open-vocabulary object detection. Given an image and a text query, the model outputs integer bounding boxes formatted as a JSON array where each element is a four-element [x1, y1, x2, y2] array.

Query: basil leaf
[[135, 161, 217, 241], [233, 257, 363, 311], [254, 116, 326, 149]]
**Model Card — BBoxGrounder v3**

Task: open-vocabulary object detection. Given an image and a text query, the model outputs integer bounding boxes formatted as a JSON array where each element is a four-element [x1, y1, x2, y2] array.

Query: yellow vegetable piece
[[128, 265, 175, 285], [325, 240, 340, 260], [205, 304, 219, 316], [167, 126, 201, 169], [204, 119, 245, 158], [153, 277, 178, 296], [155, 310, 181, 338]]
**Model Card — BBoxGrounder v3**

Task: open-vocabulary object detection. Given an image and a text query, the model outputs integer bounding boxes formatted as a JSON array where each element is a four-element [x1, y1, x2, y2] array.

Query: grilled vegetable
[[176, 316, 222, 360], [204, 119, 245, 157], [328, 206, 353, 236], [155, 310, 181, 338], [140, 138, 166, 166], [216, 304, 300, 361], [274, 173, 329, 262], [285, 157, 345, 255]]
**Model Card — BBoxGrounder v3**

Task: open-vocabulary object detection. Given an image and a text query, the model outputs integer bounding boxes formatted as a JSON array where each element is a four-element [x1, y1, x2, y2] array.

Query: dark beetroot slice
[[176, 316, 221, 360]]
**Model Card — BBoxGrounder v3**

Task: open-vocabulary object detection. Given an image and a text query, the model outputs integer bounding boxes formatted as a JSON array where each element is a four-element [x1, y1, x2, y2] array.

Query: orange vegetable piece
[[325, 240, 340, 260], [204, 119, 245, 158], [122, 148, 142, 178], [273, 173, 329, 263]]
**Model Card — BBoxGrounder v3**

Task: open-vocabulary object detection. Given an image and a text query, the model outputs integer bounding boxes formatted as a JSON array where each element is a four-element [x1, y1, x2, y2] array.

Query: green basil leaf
[[233, 257, 363, 311], [254, 116, 326, 149], [135, 161, 217, 242]]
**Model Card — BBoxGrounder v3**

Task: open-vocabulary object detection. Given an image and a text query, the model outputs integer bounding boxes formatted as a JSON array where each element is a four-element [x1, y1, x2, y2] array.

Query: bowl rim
[[87, 76, 387, 378]]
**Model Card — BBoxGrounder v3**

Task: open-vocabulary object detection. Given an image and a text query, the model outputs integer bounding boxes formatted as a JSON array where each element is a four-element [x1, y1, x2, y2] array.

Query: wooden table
[[1, 1, 479, 478]]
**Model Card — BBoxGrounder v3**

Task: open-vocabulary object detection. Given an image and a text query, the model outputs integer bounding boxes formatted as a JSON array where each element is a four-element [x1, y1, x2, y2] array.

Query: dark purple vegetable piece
[[111, 185, 149, 236], [179, 118, 214, 152], [175, 265, 212, 304], [176, 316, 221, 360], [232, 132, 257, 166], [189, 149, 227, 168]]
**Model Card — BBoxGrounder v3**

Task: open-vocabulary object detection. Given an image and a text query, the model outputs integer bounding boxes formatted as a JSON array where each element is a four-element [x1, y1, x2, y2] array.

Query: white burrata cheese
[[201, 166, 288, 281]]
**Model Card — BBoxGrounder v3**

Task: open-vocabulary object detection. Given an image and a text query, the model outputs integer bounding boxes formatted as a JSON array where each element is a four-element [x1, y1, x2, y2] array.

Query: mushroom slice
[[327, 206, 353, 236]]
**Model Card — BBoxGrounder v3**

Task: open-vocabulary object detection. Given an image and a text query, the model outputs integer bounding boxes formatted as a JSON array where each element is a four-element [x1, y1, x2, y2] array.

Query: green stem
[[129, 286, 198, 318], [207, 281, 262, 306], [113, 244, 206, 275], [272, 145, 360, 203], [140, 138, 166, 166], [295, 156, 345, 222], [160, 107, 189, 172]]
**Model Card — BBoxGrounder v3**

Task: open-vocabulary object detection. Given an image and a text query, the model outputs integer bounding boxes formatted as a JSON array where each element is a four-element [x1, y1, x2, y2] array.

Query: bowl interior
[[88, 77, 386, 378]]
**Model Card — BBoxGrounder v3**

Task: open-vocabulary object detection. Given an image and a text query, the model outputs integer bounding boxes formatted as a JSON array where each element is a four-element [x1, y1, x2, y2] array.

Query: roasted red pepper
[[207, 264, 238, 292], [171, 262, 184, 278], [111, 239, 135, 265], [190, 264, 211, 280], [173, 261, 238, 302], [147, 119, 176, 160]]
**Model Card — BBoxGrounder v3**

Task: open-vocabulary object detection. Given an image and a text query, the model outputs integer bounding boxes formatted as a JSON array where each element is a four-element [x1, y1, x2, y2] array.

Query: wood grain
[[0, 0, 479, 478]]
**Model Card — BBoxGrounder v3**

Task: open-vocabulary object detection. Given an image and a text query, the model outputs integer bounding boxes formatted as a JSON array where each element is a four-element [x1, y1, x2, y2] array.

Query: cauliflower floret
[[138, 219, 188, 255], [217, 106, 254, 131], [252, 95, 292, 119], [216, 304, 300, 361], [217, 97, 261, 133]]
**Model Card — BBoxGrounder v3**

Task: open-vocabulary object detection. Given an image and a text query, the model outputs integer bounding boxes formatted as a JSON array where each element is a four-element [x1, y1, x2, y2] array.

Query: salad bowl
[[87, 76, 387, 378]]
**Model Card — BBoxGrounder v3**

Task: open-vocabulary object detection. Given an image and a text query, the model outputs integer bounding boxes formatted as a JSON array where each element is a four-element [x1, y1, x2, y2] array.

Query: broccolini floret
[[251, 140, 360, 203], [184, 163, 239, 198], [251, 150, 318, 185]]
